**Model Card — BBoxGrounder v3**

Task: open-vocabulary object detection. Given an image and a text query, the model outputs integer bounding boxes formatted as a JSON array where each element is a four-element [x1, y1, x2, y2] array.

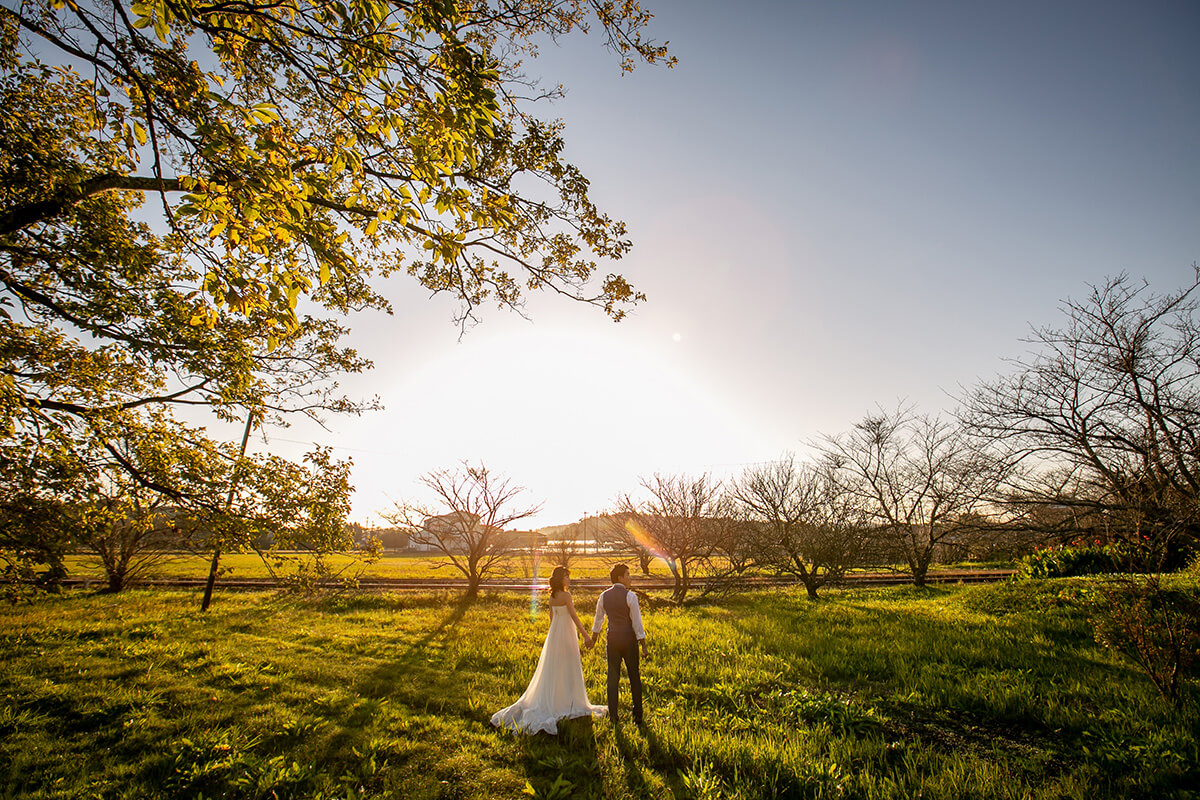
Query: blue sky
[[260, 0, 1200, 527]]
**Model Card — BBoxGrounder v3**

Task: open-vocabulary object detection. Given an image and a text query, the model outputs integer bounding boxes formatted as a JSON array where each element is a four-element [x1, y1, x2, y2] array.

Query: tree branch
[[1, 175, 183, 237]]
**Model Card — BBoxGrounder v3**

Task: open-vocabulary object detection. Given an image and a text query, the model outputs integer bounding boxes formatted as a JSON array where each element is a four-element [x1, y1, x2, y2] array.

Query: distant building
[[505, 529, 543, 552], [412, 513, 536, 554], [413, 512, 482, 553]]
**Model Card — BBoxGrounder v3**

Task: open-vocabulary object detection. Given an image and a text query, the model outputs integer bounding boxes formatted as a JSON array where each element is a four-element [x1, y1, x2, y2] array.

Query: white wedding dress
[[491, 606, 607, 735]]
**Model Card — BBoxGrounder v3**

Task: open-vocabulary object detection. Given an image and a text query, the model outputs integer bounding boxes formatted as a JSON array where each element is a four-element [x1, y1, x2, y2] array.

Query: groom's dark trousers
[[600, 584, 642, 722]]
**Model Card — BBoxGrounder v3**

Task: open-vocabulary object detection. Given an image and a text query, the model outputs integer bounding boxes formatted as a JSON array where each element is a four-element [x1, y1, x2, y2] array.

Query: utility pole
[[201, 409, 256, 611]]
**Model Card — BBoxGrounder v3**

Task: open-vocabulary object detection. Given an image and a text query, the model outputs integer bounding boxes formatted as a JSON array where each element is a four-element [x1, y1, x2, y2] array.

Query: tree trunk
[[105, 569, 125, 593], [201, 547, 221, 611], [101, 545, 128, 593], [673, 560, 690, 603], [912, 556, 930, 587]]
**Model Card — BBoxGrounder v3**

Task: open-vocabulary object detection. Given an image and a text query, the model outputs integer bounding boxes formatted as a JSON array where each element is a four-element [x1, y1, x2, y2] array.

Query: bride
[[491, 566, 608, 735]]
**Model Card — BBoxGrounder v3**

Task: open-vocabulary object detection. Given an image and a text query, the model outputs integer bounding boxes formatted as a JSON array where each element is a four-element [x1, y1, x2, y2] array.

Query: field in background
[[60, 553, 1018, 584], [1, 580, 1196, 799], [61, 553, 640, 582]]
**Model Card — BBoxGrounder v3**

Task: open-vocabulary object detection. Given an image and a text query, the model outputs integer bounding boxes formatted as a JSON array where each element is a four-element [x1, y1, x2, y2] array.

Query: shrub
[[1091, 575, 1200, 705], [1018, 542, 1148, 579]]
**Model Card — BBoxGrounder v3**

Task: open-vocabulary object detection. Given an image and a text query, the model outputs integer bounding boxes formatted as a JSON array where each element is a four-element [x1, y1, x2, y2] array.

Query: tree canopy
[[0, 0, 671, 584], [2, 0, 668, 331]]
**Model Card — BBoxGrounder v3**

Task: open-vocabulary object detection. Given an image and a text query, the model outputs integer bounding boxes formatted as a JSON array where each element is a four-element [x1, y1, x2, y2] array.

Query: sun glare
[[339, 323, 771, 526]]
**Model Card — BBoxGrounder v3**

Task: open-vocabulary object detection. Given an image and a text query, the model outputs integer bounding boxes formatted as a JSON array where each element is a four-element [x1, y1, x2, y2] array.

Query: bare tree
[[710, 511, 759, 577], [733, 455, 868, 599], [962, 271, 1200, 567], [509, 529, 545, 580], [820, 409, 1010, 587], [385, 462, 540, 597], [594, 511, 656, 575], [617, 472, 729, 603], [985, 468, 1118, 555], [540, 520, 591, 570]]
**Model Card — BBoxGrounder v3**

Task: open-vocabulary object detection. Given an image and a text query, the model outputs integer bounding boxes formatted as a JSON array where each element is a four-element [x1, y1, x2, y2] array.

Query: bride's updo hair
[[549, 566, 569, 597]]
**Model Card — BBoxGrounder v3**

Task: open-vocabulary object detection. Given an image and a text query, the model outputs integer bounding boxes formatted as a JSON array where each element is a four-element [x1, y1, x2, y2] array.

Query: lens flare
[[624, 518, 669, 560], [529, 547, 542, 620]]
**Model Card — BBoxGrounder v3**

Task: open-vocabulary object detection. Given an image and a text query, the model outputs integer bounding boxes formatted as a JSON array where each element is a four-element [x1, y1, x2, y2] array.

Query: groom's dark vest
[[602, 584, 635, 641]]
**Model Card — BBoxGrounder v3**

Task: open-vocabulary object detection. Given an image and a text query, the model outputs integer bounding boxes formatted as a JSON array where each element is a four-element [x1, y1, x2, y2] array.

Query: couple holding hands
[[491, 564, 647, 735]]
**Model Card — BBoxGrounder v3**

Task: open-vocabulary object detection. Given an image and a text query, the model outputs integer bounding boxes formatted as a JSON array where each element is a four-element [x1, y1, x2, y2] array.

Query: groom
[[589, 564, 647, 725]]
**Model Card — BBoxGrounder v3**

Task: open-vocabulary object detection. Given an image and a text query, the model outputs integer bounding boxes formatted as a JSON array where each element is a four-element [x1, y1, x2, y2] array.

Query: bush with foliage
[[1017, 542, 1150, 579]]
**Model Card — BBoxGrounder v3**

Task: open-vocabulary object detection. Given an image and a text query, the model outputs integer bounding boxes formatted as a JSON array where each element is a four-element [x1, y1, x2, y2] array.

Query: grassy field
[[60, 552, 1017, 584], [1, 581, 1196, 799], [60, 553, 657, 582]]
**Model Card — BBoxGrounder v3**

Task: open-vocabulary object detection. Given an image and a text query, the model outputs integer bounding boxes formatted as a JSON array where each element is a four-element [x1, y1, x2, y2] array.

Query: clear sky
[[255, 0, 1200, 528]]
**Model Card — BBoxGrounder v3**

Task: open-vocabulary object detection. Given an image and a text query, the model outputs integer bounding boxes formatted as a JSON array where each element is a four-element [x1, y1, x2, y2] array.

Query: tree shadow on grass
[[514, 716, 603, 798], [610, 718, 687, 799], [293, 593, 489, 790], [353, 593, 476, 705], [406, 593, 475, 653], [731, 594, 1145, 767]]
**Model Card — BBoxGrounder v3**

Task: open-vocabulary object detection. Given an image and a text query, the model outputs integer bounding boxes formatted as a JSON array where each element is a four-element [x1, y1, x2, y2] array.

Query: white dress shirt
[[592, 585, 645, 640]]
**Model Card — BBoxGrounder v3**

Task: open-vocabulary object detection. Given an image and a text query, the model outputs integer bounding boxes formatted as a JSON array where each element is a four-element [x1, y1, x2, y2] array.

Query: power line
[[258, 435, 407, 457]]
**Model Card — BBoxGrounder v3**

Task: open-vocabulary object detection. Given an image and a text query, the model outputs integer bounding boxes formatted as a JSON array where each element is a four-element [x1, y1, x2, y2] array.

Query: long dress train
[[491, 606, 607, 735]]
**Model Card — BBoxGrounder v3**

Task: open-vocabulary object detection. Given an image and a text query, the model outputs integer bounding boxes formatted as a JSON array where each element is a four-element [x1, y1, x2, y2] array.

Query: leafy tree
[[74, 469, 183, 593], [233, 446, 369, 593], [385, 461, 540, 597], [0, 490, 72, 599], [0, 0, 671, 593], [1, 0, 668, 332], [0, 411, 87, 597]]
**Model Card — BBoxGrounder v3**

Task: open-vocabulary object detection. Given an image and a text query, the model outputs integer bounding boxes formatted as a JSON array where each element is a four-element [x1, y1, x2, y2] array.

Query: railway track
[[50, 569, 1015, 592]]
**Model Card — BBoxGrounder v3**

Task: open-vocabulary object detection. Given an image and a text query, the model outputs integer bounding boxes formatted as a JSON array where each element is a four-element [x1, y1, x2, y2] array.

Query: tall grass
[[0, 580, 1195, 799]]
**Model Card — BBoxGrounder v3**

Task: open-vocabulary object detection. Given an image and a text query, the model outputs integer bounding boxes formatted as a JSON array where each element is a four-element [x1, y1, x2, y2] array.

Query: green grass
[[1, 581, 1196, 799], [60, 552, 1016, 584], [60, 553, 655, 582]]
